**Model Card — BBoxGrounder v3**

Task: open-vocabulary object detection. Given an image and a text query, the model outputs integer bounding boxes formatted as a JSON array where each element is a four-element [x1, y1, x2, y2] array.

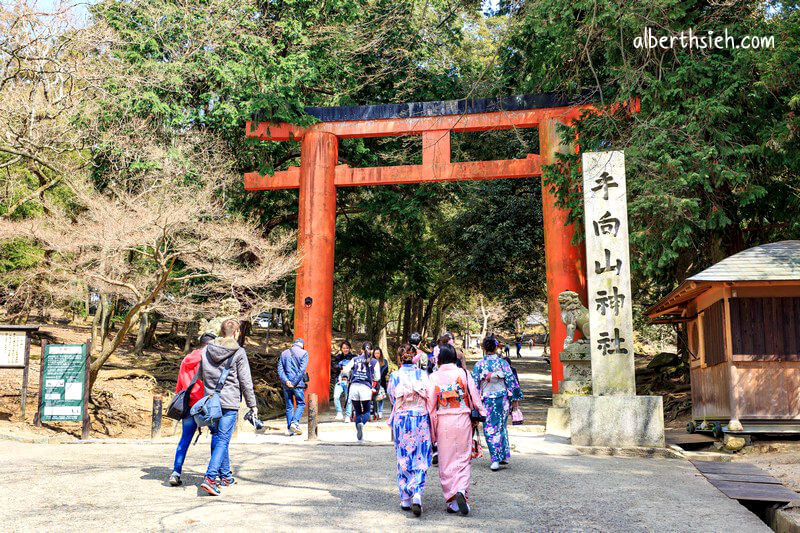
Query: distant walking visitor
[[333, 340, 355, 421], [345, 341, 379, 442], [472, 336, 523, 471], [278, 338, 309, 435]]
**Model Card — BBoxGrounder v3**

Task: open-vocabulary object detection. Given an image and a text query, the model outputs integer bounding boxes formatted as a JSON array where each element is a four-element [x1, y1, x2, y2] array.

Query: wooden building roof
[[687, 241, 800, 282], [647, 240, 800, 320]]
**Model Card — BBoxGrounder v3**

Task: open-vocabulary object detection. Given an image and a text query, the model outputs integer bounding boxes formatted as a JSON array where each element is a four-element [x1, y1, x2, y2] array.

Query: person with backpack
[[332, 340, 355, 421], [343, 341, 379, 442], [168, 332, 214, 487], [472, 336, 523, 471], [198, 319, 257, 496], [387, 343, 432, 517], [278, 338, 309, 435], [427, 344, 486, 516]]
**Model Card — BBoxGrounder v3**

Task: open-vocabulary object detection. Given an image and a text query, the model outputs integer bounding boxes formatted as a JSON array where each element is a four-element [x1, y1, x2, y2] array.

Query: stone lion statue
[[558, 290, 590, 350]]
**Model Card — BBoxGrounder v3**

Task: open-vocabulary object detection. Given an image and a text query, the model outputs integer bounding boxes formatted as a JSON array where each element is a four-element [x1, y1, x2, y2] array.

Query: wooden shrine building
[[648, 240, 800, 433]]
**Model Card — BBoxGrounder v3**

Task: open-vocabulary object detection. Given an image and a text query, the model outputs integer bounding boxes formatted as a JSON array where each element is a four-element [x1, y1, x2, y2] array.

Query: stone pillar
[[569, 151, 664, 448], [294, 130, 338, 408], [539, 119, 587, 394]]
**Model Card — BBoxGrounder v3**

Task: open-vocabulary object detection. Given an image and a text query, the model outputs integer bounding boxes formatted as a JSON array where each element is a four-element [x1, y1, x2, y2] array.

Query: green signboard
[[40, 343, 87, 422]]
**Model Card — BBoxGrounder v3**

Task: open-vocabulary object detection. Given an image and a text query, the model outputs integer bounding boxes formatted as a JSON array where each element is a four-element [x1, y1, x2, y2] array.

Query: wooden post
[[151, 395, 163, 439], [307, 393, 318, 441], [81, 338, 91, 440], [34, 339, 47, 427], [20, 332, 31, 419]]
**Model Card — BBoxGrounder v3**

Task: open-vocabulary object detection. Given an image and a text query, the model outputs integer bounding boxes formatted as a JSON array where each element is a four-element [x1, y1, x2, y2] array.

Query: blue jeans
[[205, 409, 237, 480], [283, 386, 306, 428], [353, 400, 371, 426], [333, 382, 352, 417], [172, 415, 198, 475]]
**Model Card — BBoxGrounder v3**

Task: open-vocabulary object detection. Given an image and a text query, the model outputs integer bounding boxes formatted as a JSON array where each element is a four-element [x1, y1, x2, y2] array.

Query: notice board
[[39, 343, 88, 422]]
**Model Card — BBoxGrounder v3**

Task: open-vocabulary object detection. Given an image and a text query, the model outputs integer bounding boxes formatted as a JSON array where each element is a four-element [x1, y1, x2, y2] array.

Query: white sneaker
[[335, 413, 344, 421], [490, 461, 500, 471], [291, 423, 303, 435]]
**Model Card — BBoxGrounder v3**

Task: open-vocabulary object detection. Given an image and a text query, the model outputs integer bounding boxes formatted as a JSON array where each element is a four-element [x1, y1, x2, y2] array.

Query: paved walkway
[[0, 439, 768, 532], [0, 347, 771, 531]]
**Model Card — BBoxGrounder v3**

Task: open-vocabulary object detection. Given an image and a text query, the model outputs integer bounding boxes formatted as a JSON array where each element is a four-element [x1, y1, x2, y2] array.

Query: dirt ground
[[735, 439, 800, 493], [0, 321, 293, 440]]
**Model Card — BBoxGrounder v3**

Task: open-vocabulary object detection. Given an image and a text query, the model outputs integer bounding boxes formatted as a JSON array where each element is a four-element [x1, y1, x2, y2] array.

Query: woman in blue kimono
[[472, 336, 523, 471], [387, 343, 432, 517]]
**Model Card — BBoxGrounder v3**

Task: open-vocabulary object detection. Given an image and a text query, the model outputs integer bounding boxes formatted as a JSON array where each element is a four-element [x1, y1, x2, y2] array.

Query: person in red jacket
[[168, 333, 214, 486]]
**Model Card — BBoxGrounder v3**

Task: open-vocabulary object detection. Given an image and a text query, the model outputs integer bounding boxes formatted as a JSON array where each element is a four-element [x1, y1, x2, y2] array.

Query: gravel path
[[0, 439, 769, 532]]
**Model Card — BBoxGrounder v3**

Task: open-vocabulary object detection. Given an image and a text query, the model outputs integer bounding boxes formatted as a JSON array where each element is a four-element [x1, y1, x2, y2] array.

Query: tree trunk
[[183, 320, 198, 353], [365, 300, 377, 341], [401, 296, 411, 341], [431, 302, 444, 340], [91, 294, 102, 354], [345, 298, 354, 340], [134, 312, 150, 355], [283, 309, 293, 337], [100, 294, 114, 351], [144, 313, 159, 349], [376, 297, 388, 357], [479, 296, 489, 340], [395, 303, 403, 337], [238, 319, 251, 347], [169, 320, 179, 336], [420, 291, 440, 339]]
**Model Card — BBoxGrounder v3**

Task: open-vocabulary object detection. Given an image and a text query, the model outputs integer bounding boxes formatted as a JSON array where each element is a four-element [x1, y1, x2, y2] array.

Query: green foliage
[[0, 239, 44, 274], [498, 0, 800, 300]]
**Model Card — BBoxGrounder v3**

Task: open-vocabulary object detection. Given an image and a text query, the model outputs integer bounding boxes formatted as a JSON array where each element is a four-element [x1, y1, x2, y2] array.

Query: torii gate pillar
[[294, 131, 338, 404], [539, 119, 587, 392]]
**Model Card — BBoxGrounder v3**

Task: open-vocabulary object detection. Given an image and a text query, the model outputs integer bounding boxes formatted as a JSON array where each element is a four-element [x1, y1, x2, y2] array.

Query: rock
[[647, 352, 680, 370], [723, 435, 746, 452]]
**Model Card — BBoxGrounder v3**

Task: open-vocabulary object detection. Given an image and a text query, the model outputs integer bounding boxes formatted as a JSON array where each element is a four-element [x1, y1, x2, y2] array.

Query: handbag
[[511, 406, 524, 426], [190, 355, 235, 428], [462, 369, 486, 424], [471, 427, 483, 459], [166, 360, 202, 420]]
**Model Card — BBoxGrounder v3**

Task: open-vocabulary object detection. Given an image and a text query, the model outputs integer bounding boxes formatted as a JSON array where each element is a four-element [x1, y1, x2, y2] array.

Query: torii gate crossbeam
[[245, 92, 638, 406]]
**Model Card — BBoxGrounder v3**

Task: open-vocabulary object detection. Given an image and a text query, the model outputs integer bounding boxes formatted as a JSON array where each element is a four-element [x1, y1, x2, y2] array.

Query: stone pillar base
[[569, 396, 665, 447], [545, 407, 571, 437]]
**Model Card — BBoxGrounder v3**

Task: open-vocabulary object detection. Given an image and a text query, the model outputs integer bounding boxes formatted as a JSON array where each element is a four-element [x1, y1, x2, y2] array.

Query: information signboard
[[39, 343, 88, 422], [0, 331, 27, 368]]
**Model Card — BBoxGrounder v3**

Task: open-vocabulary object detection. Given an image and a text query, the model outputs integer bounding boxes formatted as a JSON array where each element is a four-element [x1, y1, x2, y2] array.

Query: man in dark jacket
[[278, 338, 309, 435], [199, 320, 257, 496]]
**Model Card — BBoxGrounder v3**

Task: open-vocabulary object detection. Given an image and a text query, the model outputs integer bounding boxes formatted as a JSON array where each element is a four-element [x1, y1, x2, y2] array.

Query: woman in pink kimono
[[427, 344, 486, 516]]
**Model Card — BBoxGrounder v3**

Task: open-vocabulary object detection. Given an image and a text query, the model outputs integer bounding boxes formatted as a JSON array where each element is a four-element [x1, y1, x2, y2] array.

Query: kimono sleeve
[[387, 372, 398, 405], [502, 360, 523, 401]]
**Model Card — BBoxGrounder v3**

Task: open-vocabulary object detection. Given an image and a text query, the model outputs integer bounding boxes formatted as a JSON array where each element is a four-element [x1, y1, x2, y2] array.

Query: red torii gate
[[245, 92, 638, 406]]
